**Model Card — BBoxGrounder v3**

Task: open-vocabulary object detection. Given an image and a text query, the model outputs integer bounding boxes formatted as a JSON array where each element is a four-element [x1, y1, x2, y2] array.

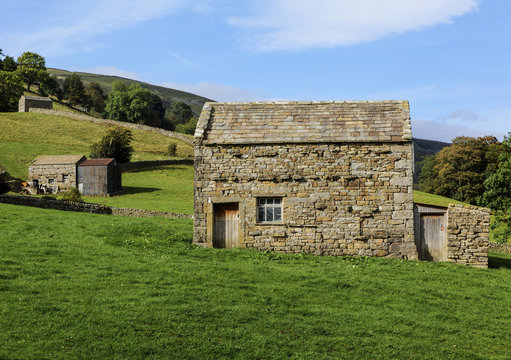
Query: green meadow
[[1, 203, 510, 359]]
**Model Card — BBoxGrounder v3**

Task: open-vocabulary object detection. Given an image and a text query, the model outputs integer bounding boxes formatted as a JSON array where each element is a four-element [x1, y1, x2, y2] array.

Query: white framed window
[[48, 179, 54, 184], [257, 198, 282, 222], [63, 174, 69, 182]]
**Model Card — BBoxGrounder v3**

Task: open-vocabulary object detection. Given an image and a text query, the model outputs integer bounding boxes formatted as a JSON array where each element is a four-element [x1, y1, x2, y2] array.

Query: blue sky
[[1, 0, 510, 142]]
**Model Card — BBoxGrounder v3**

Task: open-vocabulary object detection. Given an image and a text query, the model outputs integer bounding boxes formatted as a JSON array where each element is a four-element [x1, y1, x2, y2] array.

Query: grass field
[[86, 164, 194, 214], [413, 190, 470, 207], [0, 112, 193, 179], [1, 203, 510, 359]]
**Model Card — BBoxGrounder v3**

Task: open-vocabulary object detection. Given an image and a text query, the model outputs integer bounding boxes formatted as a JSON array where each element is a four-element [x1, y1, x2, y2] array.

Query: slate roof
[[21, 95, 52, 101], [80, 158, 116, 166], [195, 101, 412, 145], [31, 155, 86, 165]]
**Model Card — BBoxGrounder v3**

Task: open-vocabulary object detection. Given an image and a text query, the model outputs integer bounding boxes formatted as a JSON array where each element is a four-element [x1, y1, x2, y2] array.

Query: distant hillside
[[413, 138, 449, 163], [47, 68, 212, 116]]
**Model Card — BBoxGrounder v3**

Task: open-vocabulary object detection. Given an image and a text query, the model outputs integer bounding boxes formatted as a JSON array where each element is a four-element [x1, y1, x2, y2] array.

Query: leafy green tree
[[416, 155, 438, 193], [90, 127, 134, 164], [104, 81, 130, 121], [422, 136, 500, 204], [16, 51, 46, 90], [0, 71, 24, 111], [38, 72, 62, 99], [2, 56, 17, 72], [170, 101, 193, 125], [175, 117, 198, 135], [63, 73, 88, 107], [84, 82, 106, 113]]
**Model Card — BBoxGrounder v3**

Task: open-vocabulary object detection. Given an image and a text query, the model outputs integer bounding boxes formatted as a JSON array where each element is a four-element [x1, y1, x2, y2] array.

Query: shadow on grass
[[488, 253, 511, 270], [121, 186, 161, 195]]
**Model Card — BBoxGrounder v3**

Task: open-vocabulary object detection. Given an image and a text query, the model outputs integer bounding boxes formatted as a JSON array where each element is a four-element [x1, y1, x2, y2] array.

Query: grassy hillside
[[1, 203, 510, 359], [47, 68, 212, 116], [0, 112, 193, 179], [413, 138, 450, 164], [413, 190, 471, 207]]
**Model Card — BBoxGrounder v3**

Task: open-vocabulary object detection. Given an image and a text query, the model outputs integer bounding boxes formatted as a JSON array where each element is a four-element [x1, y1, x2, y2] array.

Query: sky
[[1, 0, 510, 142]]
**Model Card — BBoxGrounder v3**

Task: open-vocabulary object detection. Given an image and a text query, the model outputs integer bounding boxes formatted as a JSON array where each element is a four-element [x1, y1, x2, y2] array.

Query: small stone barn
[[29, 155, 86, 193], [77, 158, 122, 195], [193, 101, 417, 259], [19, 95, 53, 112]]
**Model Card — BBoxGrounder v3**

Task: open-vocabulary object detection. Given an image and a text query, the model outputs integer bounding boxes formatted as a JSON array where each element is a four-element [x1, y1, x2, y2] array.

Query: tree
[[169, 101, 193, 125], [38, 72, 62, 99], [104, 81, 130, 122], [16, 51, 46, 90], [418, 136, 501, 204], [84, 82, 106, 113], [90, 127, 134, 164], [175, 117, 198, 135], [63, 73, 88, 107], [2, 56, 17, 72], [0, 71, 24, 112]]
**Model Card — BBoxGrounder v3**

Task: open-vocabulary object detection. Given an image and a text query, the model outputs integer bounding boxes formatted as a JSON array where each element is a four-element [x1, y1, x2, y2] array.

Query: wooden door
[[213, 203, 239, 249], [419, 214, 447, 261]]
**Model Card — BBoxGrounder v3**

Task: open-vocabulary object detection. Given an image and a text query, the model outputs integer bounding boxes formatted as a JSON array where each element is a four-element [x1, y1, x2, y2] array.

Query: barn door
[[213, 203, 239, 249], [419, 214, 447, 261]]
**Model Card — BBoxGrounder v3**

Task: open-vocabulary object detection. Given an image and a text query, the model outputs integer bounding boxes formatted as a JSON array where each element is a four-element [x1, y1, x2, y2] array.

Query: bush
[[166, 143, 177, 157], [175, 117, 197, 135], [90, 127, 134, 164], [61, 188, 83, 203]]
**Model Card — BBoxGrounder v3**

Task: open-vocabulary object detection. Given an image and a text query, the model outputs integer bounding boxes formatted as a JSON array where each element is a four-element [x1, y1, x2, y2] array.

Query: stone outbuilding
[[77, 158, 122, 196], [193, 101, 417, 259], [19, 95, 53, 112], [28, 155, 86, 194]]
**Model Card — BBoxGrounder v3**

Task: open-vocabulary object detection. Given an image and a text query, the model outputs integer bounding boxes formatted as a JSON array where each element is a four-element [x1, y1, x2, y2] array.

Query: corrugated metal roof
[[31, 155, 86, 165], [80, 158, 116, 166], [196, 100, 412, 145]]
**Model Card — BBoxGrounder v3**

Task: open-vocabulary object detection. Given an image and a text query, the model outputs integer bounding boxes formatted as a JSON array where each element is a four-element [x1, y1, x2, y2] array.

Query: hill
[[0, 112, 193, 180], [413, 138, 450, 164], [47, 68, 213, 116]]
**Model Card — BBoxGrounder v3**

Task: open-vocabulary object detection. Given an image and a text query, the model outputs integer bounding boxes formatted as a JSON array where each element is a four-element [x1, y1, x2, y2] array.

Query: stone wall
[[489, 242, 511, 254], [446, 204, 490, 268], [29, 109, 193, 145], [194, 142, 416, 259], [0, 194, 192, 219]]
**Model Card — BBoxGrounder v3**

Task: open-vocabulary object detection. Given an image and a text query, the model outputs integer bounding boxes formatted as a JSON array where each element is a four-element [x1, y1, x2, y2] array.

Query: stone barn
[[19, 95, 53, 112], [28, 155, 86, 194], [77, 158, 122, 195], [193, 101, 417, 259]]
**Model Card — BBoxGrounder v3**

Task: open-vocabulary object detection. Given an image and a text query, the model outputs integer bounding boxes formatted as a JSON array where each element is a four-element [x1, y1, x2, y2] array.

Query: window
[[48, 179, 54, 184], [63, 174, 69, 182], [257, 198, 282, 222]]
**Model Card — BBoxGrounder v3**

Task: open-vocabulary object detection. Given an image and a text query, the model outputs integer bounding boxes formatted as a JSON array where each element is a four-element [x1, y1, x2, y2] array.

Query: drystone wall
[[0, 194, 192, 219], [489, 242, 511, 254], [194, 142, 417, 259], [446, 204, 490, 268], [29, 109, 193, 145]]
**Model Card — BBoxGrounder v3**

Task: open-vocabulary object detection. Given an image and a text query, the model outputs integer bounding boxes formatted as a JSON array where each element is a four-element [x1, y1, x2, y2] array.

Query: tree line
[[0, 50, 197, 134], [417, 134, 511, 242]]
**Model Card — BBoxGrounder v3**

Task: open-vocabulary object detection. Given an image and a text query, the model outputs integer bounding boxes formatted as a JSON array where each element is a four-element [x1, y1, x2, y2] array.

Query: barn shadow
[[122, 186, 161, 194], [488, 253, 511, 270]]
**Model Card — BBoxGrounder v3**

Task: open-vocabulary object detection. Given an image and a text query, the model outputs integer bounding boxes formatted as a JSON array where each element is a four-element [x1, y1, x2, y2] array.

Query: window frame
[[257, 197, 283, 223]]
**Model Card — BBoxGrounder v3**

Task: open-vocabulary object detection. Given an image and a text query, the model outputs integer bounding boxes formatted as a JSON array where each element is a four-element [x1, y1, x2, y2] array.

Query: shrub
[[90, 127, 134, 164], [0, 180, 9, 194], [175, 117, 197, 135], [166, 143, 177, 157], [61, 188, 83, 203]]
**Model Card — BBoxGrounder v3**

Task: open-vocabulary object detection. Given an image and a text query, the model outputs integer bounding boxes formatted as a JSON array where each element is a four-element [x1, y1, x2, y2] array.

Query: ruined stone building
[[193, 101, 417, 259], [19, 95, 53, 112]]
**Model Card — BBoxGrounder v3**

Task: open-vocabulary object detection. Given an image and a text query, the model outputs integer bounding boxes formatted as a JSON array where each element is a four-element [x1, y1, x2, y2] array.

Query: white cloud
[[160, 82, 266, 102], [2, 0, 207, 56], [228, 0, 479, 51], [412, 118, 505, 142], [448, 109, 481, 122]]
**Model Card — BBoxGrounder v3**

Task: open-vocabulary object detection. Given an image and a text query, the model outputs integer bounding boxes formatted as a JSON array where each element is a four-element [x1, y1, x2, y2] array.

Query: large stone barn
[[28, 155, 86, 194], [193, 101, 417, 259]]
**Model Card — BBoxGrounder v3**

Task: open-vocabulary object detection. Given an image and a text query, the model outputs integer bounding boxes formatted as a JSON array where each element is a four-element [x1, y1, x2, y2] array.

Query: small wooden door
[[419, 214, 447, 261], [213, 203, 239, 249]]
